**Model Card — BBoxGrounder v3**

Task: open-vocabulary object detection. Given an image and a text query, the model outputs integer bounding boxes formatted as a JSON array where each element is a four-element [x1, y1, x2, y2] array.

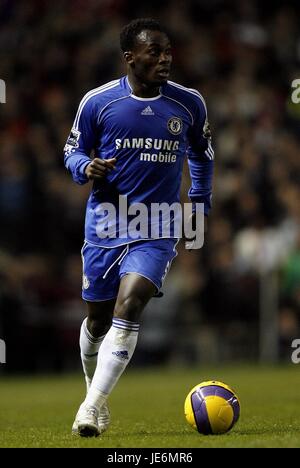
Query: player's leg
[[81, 273, 155, 419], [77, 274, 155, 437], [79, 242, 121, 391], [73, 300, 115, 436], [80, 239, 178, 432], [74, 242, 124, 436], [80, 300, 115, 392]]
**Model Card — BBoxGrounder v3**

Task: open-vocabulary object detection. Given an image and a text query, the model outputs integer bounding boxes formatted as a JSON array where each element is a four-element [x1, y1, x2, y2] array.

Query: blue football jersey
[[64, 76, 214, 247]]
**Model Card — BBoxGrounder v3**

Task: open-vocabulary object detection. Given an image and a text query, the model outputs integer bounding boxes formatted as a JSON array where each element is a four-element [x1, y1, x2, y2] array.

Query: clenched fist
[[85, 158, 116, 180]]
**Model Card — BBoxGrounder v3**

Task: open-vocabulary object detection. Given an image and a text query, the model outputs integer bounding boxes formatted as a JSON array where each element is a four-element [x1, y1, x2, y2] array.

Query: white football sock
[[79, 318, 106, 392], [83, 318, 140, 410]]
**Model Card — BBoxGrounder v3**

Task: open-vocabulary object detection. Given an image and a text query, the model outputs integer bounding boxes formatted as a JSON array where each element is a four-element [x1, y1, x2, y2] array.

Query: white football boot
[[72, 402, 110, 437], [97, 402, 110, 434], [72, 405, 99, 438]]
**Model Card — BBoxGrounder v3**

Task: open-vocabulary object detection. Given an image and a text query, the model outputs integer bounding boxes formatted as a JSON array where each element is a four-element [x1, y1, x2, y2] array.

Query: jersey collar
[[126, 76, 162, 101]]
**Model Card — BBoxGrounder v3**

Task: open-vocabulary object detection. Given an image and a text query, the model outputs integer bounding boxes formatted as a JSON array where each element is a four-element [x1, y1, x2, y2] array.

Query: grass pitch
[[0, 365, 300, 448]]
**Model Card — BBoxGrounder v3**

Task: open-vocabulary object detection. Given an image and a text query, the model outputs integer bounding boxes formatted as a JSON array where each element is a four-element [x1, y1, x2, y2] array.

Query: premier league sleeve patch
[[66, 128, 81, 148], [203, 119, 212, 139]]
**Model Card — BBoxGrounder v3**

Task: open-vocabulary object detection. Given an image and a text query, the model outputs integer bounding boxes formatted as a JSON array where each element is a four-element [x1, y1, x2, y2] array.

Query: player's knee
[[86, 308, 112, 337], [88, 317, 111, 338], [86, 301, 114, 337], [86, 316, 109, 337], [115, 295, 143, 323]]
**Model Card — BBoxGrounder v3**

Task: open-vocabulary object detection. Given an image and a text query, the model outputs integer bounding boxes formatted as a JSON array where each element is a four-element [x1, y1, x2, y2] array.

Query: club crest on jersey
[[67, 128, 81, 148], [83, 275, 90, 290], [167, 117, 182, 135]]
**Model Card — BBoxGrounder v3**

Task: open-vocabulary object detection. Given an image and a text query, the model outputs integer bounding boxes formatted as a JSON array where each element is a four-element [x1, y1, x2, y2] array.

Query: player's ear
[[124, 51, 134, 66]]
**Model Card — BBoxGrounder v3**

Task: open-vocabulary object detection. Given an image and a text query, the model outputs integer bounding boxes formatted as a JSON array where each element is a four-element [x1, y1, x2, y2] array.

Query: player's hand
[[85, 158, 116, 180]]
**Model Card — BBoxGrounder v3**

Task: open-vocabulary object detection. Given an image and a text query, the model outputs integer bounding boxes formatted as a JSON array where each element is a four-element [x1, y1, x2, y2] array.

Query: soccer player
[[64, 18, 214, 437]]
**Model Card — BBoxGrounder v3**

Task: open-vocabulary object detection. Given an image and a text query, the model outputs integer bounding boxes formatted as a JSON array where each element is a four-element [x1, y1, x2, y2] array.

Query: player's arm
[[187, 95, 214, 222], [64, 95, 115, 184]]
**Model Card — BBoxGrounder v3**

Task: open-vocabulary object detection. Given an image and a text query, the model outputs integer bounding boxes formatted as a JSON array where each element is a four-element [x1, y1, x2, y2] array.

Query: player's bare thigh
[[114, 273, 156, 323]]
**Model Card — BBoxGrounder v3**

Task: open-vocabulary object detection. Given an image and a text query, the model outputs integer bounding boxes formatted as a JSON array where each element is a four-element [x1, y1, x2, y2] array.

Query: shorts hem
[[82, 295, 118, 302], [120, 271, 160, 293]]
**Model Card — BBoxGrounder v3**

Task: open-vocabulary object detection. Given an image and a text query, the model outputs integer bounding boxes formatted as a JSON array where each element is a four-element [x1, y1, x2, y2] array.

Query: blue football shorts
[[81, 238, 179, 301]]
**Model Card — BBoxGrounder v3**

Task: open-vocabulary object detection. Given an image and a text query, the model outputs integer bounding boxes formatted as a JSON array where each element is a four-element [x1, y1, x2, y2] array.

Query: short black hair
[[120, 18, 168, 52]]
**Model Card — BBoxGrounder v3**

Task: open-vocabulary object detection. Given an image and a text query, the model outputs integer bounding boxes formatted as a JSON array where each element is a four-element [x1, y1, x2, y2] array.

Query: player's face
[[129, 30, 172, 86]]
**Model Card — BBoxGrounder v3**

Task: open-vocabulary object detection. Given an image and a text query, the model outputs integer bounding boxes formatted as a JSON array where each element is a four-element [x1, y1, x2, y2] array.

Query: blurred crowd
[[0, 0, 300, 372]]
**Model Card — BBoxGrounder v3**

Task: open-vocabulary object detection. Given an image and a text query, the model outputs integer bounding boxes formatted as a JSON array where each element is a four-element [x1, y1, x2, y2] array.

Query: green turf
[[0, 365, 300, 448]]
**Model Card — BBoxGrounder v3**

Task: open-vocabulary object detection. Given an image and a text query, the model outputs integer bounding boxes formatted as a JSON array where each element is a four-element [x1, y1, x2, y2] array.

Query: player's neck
[[127, 75, 160, 98]]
